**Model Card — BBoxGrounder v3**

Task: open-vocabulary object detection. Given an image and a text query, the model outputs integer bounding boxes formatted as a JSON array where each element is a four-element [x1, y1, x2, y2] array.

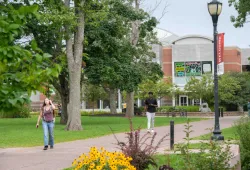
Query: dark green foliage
[[84, 0, 163, 93], [0, 2, 61, 112], [234, 117, 250, 170], [220, 72, 250, 107], [0, 105, 31, 118], [158, 106, 200, 112]]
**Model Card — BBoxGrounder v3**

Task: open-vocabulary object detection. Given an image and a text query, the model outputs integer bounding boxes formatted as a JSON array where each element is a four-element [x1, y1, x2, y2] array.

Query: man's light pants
[[146, 112, 155, 130]]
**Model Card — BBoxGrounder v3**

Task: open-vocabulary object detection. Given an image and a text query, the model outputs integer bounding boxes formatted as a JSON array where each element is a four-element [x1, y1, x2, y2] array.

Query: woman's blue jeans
[[42, 120, 54, 146]]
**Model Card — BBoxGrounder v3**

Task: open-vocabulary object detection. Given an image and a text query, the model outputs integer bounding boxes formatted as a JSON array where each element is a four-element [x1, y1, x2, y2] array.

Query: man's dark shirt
[[145, 98, 157, 113]]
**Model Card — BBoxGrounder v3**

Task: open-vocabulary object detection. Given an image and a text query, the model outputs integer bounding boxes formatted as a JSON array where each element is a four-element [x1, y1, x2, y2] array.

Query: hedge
[[158, 106, 200, 112]]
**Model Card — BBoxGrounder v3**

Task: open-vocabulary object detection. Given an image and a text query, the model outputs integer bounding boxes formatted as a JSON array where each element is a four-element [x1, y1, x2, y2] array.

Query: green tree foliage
[[137, 78, 173, 101], [24, 0, 88, 130], [184, 73, 250, 109], [229, 0, 250, 27], [220, 72, 250, 107], [85, 0, 161, 91], [0, 2, 60, 111], [84, 0, 163, 115], [218, 73, 241, 105], [184, 75, 214, 106], [24, 0, 70, 124], [82, 83, 108, 114]]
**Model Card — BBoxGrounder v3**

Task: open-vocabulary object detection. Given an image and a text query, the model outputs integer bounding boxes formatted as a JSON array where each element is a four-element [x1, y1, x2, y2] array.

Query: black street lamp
[[208, 0, 224, 140]]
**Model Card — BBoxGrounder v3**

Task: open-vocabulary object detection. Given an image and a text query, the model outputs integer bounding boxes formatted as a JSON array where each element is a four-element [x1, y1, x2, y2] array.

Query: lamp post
[[208, 0, 224, 140]]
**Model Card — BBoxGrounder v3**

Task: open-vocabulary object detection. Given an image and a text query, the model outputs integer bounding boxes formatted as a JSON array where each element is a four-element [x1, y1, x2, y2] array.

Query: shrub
[[158, 106, 199, 112], [71, 147, 136, 170], [80, 111, 114, 116], [210, 106, 227, 112], [234, 116, 250, 170], [113, 119, 169, 170], [0, 105, 31, 118], [172, 119, 233, 170], [139, 106, 144, 112]]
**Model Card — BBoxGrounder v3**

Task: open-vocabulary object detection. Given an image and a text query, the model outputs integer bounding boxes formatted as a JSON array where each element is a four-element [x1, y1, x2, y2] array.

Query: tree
[[229, 0, 250, 27], [184, 73, 250, 111], [84, 0, 162, 115], [218, 73, 241, 105], [82, 83, 107, 114], [26, 15, 69, 124], [0, 2, 60, 112], [63, 0, 86, 130], [137, 78, 173, 106], [184, 75, 214, 107], [24, 0, 79, 125], [125, 0, 165, 117], [84, 0, 139, 115], [155, 78, 173, 105], [28, 0, 90, 130], [219, 72, 250, 110]]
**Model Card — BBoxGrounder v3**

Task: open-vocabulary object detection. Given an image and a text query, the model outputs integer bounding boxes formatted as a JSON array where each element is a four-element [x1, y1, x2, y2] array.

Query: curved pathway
[[0, 116, 239, 170]]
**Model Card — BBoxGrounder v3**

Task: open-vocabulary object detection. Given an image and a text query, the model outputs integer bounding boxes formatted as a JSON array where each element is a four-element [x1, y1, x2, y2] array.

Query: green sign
[[175, 62, 185, 77]]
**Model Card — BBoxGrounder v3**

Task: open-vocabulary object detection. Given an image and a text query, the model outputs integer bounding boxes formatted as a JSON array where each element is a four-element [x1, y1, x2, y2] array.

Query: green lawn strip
[[173, 142, 210, 150], [0, 116, 206, 148], [148, 154, 194, 170], [193, 126, 238, 140]]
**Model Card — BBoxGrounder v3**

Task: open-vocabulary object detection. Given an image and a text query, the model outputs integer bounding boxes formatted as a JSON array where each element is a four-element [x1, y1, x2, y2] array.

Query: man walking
[[144, 92, 158, 133]]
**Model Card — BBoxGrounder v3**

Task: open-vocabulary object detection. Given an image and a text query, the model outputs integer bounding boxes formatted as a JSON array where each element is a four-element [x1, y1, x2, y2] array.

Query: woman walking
[[36, 98, 56, 150]]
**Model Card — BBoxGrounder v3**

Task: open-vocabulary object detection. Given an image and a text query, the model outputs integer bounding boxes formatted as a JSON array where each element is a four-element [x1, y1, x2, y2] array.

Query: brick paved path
[[0, 116, 239, 170]]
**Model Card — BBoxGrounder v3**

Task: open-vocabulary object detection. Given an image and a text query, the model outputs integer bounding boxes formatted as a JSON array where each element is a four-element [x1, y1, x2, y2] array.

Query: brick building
[[162, 34, 249, 106]]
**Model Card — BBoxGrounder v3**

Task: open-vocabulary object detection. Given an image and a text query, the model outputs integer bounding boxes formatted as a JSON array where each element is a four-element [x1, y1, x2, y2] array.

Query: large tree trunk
[[126, 0, 140, 118], [66, 69, 82, 130], [64, 0, 84, 131], [126, 92, 135, 117], [109, 88, 117, 114]]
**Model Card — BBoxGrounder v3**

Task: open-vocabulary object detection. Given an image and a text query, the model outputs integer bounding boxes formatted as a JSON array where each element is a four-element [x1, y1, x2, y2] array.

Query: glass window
[[180, 96, 187, 106]]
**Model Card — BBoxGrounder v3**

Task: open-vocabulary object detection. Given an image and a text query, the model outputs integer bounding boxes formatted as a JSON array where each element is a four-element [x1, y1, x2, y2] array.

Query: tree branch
[[142, 0, 169, 22], [64, 0, 74, 66], [157, 1, 169, 22]]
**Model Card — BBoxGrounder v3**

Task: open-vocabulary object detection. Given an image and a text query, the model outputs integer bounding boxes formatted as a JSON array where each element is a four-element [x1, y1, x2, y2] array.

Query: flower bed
[[71, 147, 135, 170]]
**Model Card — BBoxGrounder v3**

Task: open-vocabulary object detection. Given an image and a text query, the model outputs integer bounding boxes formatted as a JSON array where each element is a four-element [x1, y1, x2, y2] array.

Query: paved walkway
[[0, 116, 239, 170]]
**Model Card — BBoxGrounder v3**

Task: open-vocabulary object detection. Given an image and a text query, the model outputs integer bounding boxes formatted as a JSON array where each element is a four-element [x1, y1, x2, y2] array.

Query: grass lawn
[[193, 126, 238, 140], [0, 116, 206, 148], [148, 154, 189, 170]]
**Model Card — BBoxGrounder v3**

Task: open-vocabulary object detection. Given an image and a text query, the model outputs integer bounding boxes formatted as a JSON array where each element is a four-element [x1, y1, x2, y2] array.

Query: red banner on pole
[[217, 33, 224, 75], [217, 33, 224, 64]]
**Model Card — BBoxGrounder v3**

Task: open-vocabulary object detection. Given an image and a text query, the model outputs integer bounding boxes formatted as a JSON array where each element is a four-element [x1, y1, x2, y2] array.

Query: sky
[[143, 0, 250, 48]]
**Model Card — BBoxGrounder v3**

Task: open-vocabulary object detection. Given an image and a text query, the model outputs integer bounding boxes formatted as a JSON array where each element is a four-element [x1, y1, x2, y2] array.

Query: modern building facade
[[162, 34, 249, 106]]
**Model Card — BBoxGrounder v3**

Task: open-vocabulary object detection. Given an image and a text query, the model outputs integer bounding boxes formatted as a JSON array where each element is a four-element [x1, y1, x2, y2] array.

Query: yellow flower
[[72, 159, 77, 166], [96, 165, 102, 170], [72, 147, 134, 170]]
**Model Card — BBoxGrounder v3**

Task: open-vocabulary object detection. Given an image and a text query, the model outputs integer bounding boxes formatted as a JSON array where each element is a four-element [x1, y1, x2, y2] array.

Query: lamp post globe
[[208, 0, 224, 141]]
